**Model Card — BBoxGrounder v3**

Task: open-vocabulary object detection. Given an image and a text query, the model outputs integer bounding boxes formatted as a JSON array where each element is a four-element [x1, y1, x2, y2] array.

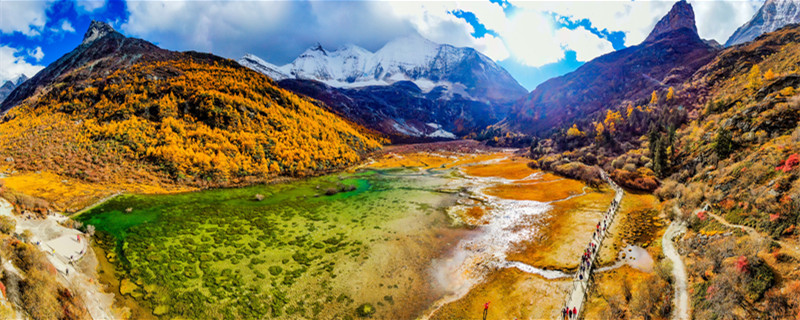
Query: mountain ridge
[[725, 0, 800, 47], [505, 0, 718, 136], [239, 35, 527, 105], [0, 20, 382, 186]]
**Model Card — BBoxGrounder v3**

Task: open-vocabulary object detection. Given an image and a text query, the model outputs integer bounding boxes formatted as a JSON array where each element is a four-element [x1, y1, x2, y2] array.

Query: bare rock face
[[82, 20, 116, 45], [645, 0, 697, 43]]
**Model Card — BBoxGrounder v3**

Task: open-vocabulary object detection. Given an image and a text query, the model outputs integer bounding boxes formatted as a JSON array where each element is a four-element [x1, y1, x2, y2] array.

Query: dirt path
[[562, 170, 623, 319], [662, 217, 689, 320], [706, 209, 800, 260]]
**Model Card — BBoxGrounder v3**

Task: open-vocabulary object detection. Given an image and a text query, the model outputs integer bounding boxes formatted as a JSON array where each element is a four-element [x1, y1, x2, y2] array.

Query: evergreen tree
[[714, 128, 734, 159]]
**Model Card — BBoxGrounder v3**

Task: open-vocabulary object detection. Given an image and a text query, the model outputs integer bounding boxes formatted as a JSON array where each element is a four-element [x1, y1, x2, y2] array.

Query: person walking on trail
[[572, 307, 577, 319], [568, 308, 573, 319], [562, 307, 568, 320], [482, 301, 490, 320]]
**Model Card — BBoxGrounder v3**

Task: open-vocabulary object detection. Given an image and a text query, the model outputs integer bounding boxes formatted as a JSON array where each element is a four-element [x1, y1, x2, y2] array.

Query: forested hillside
[[0, 54, 382, 187]]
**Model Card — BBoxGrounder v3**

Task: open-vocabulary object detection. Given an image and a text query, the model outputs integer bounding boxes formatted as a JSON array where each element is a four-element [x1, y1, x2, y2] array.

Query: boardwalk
[[560, 170, 623, 320]]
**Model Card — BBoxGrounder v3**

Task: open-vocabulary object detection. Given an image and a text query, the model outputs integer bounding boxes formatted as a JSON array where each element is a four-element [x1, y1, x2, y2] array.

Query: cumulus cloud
[[504, 10, 563, 66], [0, 0, 53, 36], [60, 20, 75, 33], [513, 1, 674, 46], [122, 1, 414, 63], [75, 0, 107, 13], [382, 1, 509, 60], [690, 0, 761, 42], [28, 46, 44, 61], [0, 46, 45, 83], [556, 26, 614, 62], [120, 0, 761, 71]]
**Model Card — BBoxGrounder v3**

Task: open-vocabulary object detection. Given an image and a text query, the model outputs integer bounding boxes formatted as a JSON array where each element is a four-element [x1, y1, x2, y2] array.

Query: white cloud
[[27, 46, 44, 61], [60, 20, 75, 33], [504, 9, 563, 66], [383, 1, 510, 60], [0, 45, 44, 84], [0, 0, 53, 36], [513, 0, 762, 46], [556, 26, 614, 61], [76, 0, 106, 13], [689, 0, 761, 43]]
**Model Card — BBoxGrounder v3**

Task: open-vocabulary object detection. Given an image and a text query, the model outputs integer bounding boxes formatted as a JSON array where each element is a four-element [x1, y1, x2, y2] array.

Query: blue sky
[[1, 0, 763, 90]]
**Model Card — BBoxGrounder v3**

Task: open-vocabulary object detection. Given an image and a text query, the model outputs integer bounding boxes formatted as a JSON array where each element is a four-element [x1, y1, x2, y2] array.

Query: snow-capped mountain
[[0, 74, 28, 104], [725, 0, 800, 47], [239, 34, 526, 104]]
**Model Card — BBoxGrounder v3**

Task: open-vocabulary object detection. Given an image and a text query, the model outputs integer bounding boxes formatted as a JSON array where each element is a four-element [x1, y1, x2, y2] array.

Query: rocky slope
[[278, 78, 508, 141], [725, 0, 800, 47], [506, 0, 718, 136]]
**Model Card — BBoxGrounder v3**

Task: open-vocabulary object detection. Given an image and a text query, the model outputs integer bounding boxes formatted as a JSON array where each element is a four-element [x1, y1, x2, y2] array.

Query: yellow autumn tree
[[566, 124, 585, 137], [626, 104, 634, 119], [666, 87, 674, 101], [594, 122, 605, 142], [650, 90, 658, 105], [764, 68, 776, 81], [748, 65, 762, 91], [603, 110, 622, 134]]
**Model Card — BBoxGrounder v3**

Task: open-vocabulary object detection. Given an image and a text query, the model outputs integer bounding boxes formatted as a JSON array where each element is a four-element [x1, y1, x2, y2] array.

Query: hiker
[[66, 268, 69, 276], [562, 307, 567, 320], [482, 301, 490, 320], [573, 307, 577, 318], [568, 308, 573, 319], [77, 234, 80, 242]]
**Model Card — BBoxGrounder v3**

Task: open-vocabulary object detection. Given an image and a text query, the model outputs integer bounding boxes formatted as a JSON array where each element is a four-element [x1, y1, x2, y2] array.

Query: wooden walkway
[[560, 170, 623, 319]]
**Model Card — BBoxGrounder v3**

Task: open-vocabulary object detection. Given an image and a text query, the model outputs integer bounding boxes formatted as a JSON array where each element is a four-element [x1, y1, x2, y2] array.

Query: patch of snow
[[428, 129, 456, 139]]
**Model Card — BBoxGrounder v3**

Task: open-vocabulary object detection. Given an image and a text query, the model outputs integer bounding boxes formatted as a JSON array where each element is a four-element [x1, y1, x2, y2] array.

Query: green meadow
[[79, 169, 464, 319]]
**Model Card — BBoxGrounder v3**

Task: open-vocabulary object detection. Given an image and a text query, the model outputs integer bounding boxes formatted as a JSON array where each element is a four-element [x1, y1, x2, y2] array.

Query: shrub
[[355, 303, 376, 318], [0, 216, 15, 234], [610, 169, 659, 192]]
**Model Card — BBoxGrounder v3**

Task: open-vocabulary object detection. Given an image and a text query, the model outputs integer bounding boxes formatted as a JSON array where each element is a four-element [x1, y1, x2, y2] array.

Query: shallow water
[[78, 163, 570, 319], [79, 168, 478, 319]]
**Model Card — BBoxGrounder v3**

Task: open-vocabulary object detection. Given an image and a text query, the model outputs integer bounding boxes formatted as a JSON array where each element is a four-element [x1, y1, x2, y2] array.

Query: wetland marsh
[[77, 152, 619, 319]]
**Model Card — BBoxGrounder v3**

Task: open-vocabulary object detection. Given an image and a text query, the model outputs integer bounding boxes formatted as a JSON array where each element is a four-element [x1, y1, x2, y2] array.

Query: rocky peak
[[14, 74, 28, 86], [644, 0, 698, 43], [82, 20, 116, 45], [310, 42, 327, 55], [725, 0, 800, 46]]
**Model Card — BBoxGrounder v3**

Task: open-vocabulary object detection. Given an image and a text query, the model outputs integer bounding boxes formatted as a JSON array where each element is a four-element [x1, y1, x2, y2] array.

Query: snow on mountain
[[725, 0, 800, 46], [239, 54, 289, 81], [239, 34, 526, 104]]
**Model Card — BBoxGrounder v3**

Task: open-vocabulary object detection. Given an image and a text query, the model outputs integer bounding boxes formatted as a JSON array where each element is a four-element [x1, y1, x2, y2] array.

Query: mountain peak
[[725, 0, 800, 46], [644, 0, 698, 43], [82, 20, 116, 45], [310, 42, 327, 55]]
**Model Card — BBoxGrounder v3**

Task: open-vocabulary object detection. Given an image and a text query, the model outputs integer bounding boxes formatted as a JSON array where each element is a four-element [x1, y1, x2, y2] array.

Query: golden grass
[[484, 179, 586, 202], [1, 171, 194, 213], [582, 265, 655, 319], [429, 268, 571, 320], [461, 157, 537, 180], [367, 151, 514, 171], [597, 192, 662, 265], [367, 152, 452, 169], [507, 187, 614, 271], [447, 153, 509, 168]]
